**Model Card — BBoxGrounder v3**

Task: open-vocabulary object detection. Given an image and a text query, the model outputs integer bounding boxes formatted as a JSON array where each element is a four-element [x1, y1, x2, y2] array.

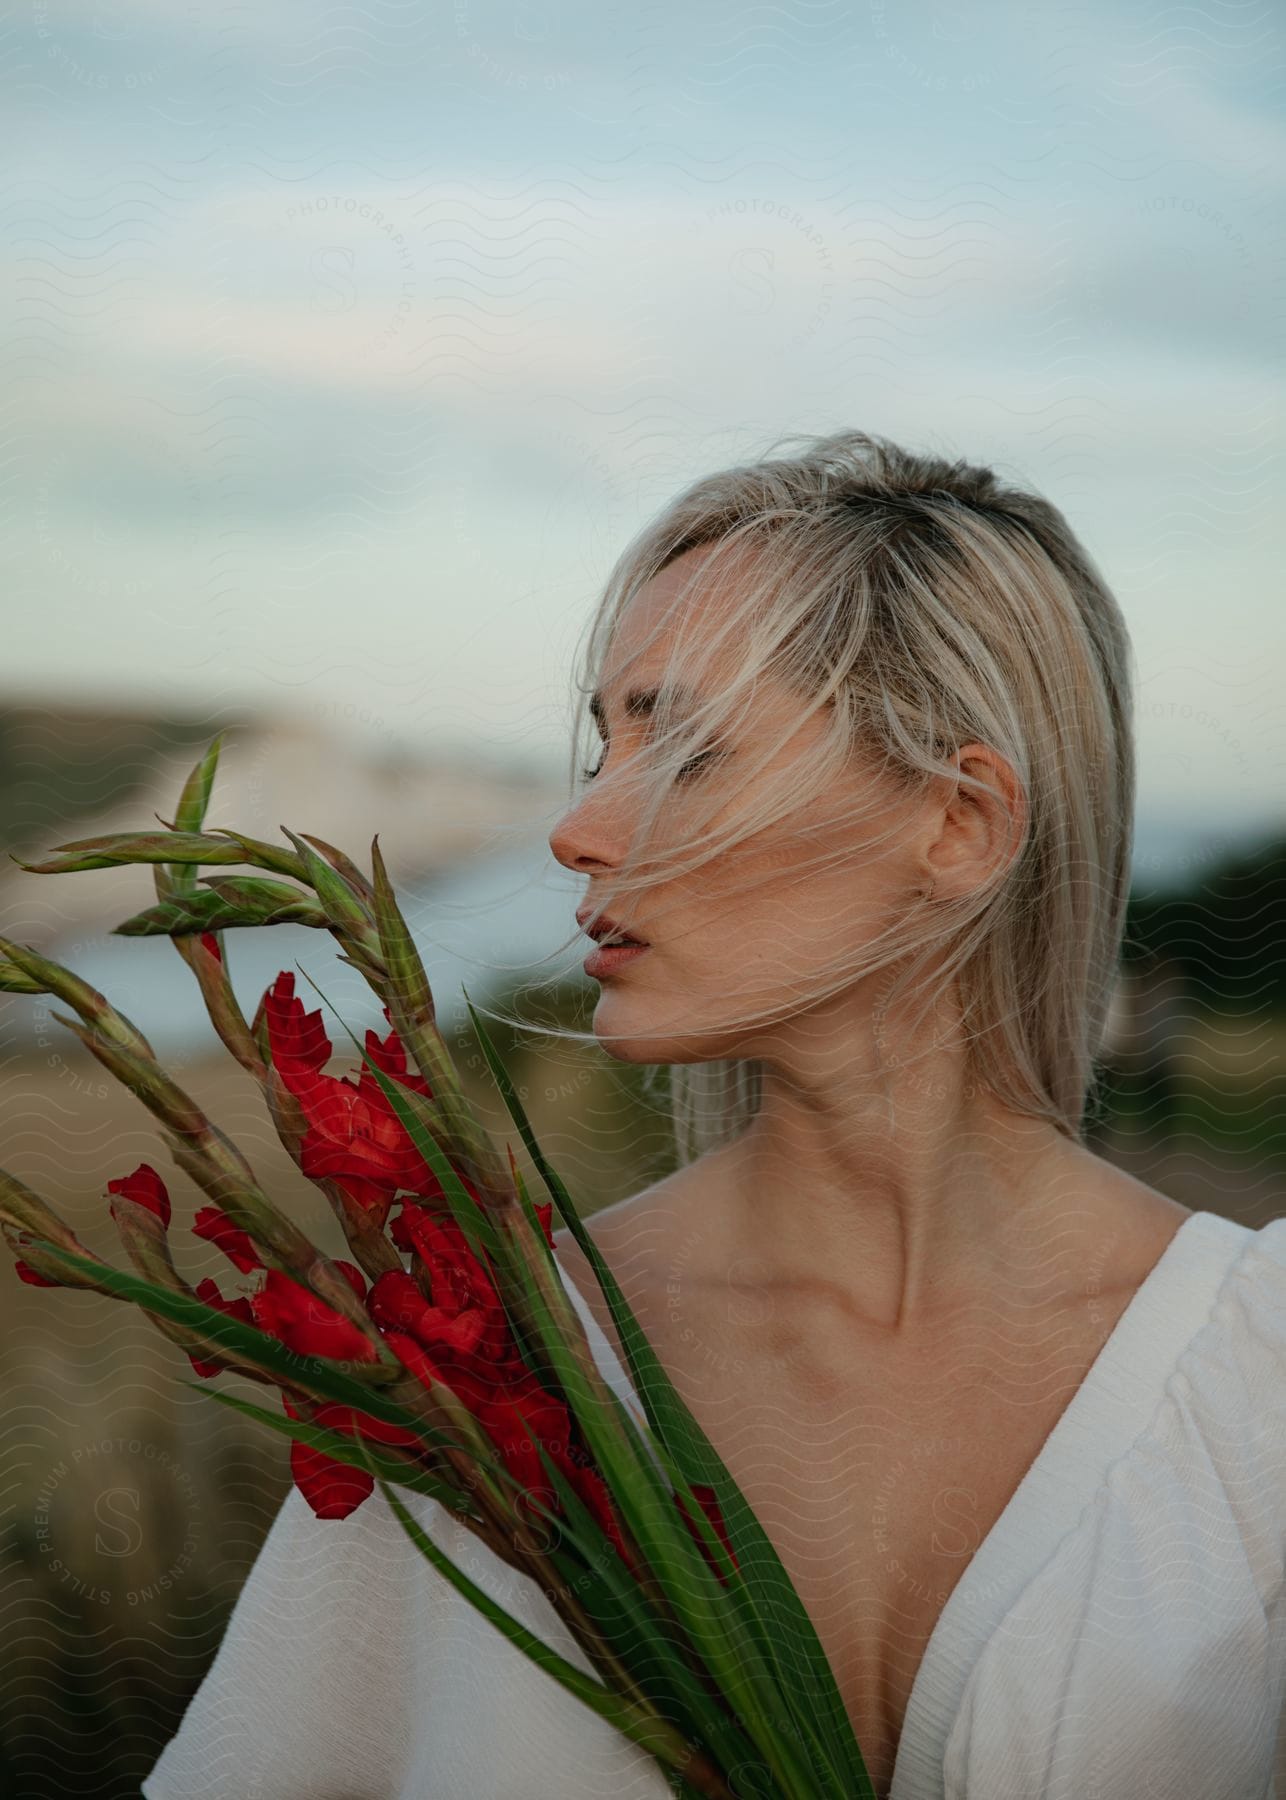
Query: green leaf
[[467, 1161, 823, 1795], [279, 825, 374, 943], [297, 832, 376, 908], [164, 733, 226, 903], [10, 829, 307, 882], [367, 834, 505, 1199]]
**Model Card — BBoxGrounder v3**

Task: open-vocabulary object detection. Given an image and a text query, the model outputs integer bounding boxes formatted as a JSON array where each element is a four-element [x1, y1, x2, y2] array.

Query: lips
[[576, 907, 649, 947]]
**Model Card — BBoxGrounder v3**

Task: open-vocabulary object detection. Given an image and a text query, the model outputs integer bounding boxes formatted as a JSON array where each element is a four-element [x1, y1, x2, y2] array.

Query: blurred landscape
[[1, 707, 1283, 1795]]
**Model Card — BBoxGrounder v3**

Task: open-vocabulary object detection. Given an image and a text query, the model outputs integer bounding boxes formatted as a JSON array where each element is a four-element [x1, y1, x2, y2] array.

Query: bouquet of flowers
[[0, 734, 874, 1800]]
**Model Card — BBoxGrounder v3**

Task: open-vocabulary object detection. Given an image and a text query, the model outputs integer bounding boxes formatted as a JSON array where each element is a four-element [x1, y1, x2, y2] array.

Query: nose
[[548, 789, 621, 876]]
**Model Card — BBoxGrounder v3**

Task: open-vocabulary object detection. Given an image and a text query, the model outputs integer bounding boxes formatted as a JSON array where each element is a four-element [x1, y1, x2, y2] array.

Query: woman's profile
[[142, 430, 1286, 1800]]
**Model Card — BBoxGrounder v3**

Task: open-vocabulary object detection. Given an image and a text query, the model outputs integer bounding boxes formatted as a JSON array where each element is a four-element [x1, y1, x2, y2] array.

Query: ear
[[920, 743, 1027, 899]]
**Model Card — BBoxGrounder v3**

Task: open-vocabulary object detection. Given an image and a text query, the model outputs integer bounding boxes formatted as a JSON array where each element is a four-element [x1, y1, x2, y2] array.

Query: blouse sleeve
[[1219, 1219, 1286, 1622], [1241, 1219, 1286, 1800], [141, 1479, 427, 1800]]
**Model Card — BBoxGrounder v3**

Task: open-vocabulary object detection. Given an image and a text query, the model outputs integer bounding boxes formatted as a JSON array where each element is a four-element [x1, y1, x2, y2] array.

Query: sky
[[6, 0, 1284, 863]]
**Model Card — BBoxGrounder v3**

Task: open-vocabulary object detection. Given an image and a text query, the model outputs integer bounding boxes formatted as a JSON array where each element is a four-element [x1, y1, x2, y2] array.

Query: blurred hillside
[[0, 700, 564, 953]]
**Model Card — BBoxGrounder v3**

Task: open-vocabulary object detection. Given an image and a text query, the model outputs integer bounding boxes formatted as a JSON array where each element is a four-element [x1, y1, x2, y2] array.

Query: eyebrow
[[588, 684, 696, 731]]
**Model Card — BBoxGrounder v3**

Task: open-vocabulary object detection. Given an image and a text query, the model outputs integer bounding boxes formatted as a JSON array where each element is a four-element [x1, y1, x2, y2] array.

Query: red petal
[[333, 1259, 368, 1302], [106, 1163, 172, 1229], [367, 1269, 490, 1360], [14, 1259, 61, 1288], [192, 1206, 263, 1273], [250, 1269, 377, 1364], [281, 1394, 374, 1519], [187, 1278, 256, 1378]]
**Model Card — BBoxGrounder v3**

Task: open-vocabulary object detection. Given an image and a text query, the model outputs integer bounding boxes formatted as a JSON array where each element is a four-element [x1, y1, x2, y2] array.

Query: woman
[[142, 431, 1285, 1799]]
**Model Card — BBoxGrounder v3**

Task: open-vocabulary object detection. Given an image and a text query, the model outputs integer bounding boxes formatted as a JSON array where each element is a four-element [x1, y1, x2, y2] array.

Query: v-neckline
[[887, 1206, 1248, 1799], [553, 1209, 1250, 1800]]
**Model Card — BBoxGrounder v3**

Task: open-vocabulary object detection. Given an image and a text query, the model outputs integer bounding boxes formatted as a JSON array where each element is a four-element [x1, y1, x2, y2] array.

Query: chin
[[593, 1004, 744, 1068], [591, 1029, 656, 1064]]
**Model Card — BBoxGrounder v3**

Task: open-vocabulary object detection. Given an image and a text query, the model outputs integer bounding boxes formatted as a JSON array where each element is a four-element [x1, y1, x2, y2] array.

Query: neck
[[704, 985, 1084, 1338]]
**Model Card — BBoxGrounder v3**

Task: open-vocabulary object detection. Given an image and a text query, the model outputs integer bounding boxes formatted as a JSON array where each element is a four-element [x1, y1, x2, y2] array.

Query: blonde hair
[[534, 429, 1134, 1168]]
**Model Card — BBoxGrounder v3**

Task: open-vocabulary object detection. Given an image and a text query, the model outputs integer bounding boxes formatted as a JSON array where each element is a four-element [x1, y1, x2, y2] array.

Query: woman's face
[[548, 544, 932, 1064]]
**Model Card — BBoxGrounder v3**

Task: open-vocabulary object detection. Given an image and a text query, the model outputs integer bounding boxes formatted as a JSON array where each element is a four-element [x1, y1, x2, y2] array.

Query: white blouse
[[141, 1207, 1286, 1800]]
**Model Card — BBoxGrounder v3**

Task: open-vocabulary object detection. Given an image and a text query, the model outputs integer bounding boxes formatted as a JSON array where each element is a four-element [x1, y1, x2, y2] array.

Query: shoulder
[[1192, 1210, 1286, 1365], [1162, 1212, 1286, 1606], [1205, 1211, 1286, 1378], [549, 1177, 677, 1363], [549, 1156, 729, 1372]]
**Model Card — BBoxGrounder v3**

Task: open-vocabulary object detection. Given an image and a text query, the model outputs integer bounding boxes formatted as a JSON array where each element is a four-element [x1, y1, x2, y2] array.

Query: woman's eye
[[579, 745, 722, 784], [674, 747, 721, 781]]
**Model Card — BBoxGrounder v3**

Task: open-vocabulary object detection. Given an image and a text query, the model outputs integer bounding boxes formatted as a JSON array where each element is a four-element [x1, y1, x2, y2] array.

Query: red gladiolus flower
[[263, 972, 438, 1231], [106, 1163, 171, 1229], [192, 1205, 263, 1274], [250, 1263, 378, 1364], [389, 1202, 514, 1364], [367, 1268, 491, 1361], [188, 1277, 256, 1379], [13, 1258, 61, 1287]]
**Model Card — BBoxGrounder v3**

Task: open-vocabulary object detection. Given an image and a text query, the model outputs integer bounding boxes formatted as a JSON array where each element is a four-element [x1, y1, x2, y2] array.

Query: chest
[[608, 1284, 1132, 1799]]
